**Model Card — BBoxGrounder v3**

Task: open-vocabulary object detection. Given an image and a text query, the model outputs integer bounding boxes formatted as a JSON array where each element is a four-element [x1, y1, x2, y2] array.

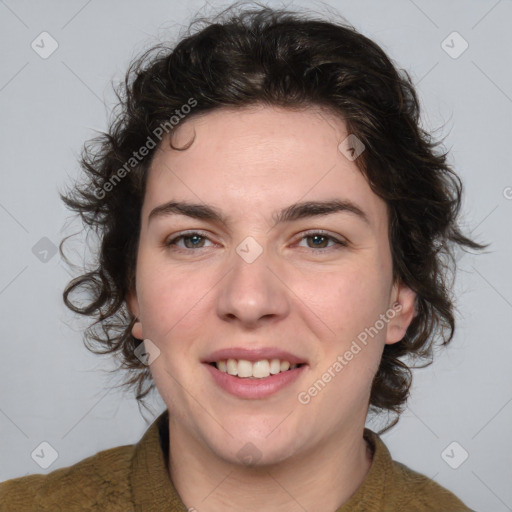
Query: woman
[[0, 3, 482, 510]]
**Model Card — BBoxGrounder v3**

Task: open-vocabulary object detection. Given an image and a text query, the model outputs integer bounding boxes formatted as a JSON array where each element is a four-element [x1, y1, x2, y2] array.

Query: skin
[[127, 105, 416, 512]]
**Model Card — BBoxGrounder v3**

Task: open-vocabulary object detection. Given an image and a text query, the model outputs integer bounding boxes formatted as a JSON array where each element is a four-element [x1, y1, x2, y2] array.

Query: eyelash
[[164, 230, 347, 253]]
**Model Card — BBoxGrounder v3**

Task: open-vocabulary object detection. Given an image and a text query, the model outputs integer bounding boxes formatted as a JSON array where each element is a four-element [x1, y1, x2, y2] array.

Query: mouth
[[202, 349, 308, 399], [208, 359, 306, 379]]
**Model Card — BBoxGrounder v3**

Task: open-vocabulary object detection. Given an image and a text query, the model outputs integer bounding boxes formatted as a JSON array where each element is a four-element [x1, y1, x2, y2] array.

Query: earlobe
[[131, 320, 143, 340], [126, 290, 143, 340], [385, 283, 417, 345]]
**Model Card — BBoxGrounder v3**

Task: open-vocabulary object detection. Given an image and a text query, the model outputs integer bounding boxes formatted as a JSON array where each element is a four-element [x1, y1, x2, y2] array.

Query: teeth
[[215, 358, 301, 379], [237, 359, 253, 378], [269, 358, 281, 374], [253, 360, 270, 378], [226, 358, 238, 376]]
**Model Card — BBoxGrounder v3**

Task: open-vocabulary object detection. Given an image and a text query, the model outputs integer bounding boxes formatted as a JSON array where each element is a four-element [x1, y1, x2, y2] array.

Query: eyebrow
[[147, 199, 370, 228]]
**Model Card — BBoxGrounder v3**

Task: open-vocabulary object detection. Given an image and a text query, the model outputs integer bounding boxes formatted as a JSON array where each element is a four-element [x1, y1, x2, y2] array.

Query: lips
[[203, 347, 306, 366], [202, 347, 308, 399], [204, 362, 306, 399]]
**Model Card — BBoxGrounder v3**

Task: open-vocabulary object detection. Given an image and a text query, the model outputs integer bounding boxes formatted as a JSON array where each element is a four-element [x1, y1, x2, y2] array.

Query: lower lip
[[204, 363, 306, 399]]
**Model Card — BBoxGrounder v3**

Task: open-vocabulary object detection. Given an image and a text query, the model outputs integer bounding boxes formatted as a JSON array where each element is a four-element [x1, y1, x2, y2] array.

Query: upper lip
[[203, 347, 307, 365]]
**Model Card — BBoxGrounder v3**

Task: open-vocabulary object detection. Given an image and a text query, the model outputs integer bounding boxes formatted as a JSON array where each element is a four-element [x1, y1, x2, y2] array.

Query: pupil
[[310, 235, 326, 248], [186, 235, 202, 248]]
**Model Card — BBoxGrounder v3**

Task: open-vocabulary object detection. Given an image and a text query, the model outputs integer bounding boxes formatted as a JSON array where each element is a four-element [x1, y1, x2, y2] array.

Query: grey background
[[1, 1, 511, 510]]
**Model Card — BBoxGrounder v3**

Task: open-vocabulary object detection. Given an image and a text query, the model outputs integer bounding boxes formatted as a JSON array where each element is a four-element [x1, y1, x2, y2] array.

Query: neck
[[167, 419, 373, 512]]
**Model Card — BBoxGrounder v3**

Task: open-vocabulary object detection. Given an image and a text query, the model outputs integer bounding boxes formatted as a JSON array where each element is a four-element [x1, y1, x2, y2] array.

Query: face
[[128, 105, 416, 466]]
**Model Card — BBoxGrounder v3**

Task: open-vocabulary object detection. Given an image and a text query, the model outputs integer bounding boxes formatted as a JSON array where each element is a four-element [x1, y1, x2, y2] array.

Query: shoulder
[[388, 459, 473, 511], [360, 429, 474, 512], [0, 443, 135, 512]]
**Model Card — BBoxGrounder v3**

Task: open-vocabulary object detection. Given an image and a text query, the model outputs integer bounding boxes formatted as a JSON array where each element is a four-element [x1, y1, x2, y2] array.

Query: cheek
[[297, 262, 392, 395], [298, 264, 390, 334], [137, 263, 209, 344]]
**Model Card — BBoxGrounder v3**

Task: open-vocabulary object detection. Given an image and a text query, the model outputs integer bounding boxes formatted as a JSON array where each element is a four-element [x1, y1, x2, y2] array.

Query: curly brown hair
[[59, 2, 486, 431]]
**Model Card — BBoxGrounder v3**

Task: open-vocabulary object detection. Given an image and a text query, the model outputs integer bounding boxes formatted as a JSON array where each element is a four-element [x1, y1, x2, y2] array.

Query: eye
[[165, 231, 214, 250], [164, 230, 347, 253], [296, 231, 347, 251]]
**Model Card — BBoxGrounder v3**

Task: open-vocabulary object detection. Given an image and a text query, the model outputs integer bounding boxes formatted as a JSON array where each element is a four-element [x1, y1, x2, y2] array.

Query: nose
[[215, 243, 290, 328]]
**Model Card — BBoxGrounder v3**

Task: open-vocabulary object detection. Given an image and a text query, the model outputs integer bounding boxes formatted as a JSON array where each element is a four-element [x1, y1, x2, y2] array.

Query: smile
[[204, 361, 307, 399], [212, 358, 302, 379]]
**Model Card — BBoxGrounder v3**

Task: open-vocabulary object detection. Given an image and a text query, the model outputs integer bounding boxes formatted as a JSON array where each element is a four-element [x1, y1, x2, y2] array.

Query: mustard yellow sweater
[[0, 410, 473, 511]]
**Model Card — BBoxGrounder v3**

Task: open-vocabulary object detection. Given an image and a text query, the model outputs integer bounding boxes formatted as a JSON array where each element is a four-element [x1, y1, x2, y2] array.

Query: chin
[[223, 440, 299, 468], [202, 421, 305, 468]]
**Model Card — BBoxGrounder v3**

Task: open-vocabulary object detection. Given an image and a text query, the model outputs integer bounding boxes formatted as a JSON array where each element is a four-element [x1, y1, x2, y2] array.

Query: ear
[[385, 281, 417, 345], [126, 289, 143, 340]]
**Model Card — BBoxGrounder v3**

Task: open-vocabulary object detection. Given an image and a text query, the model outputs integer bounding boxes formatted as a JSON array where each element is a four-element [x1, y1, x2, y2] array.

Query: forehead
[[142, 105, 387, 230]]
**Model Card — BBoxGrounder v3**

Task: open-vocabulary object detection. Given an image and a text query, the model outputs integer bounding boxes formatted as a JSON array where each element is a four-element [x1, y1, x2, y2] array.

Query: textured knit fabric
[[0, 410, 473, 511]]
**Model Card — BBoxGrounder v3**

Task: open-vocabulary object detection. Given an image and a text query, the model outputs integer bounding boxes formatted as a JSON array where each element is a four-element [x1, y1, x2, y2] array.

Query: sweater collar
[[129, 409, 391, 511], [129, 409, 188, 511]]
